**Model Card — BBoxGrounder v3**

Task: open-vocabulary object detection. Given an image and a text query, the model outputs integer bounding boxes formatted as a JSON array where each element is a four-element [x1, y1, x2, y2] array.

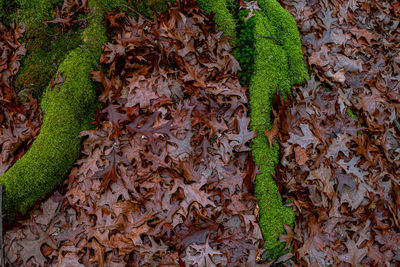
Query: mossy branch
[[0, 0, 124, 221], [248, 0, 308, 259]]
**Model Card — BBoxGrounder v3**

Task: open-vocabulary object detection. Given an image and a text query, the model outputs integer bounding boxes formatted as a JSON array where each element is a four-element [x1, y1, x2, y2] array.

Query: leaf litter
[[4, 0, 400, 265], [0, 22, 41, 177], [272, 0, 400, 265], [4, 1, 267, 266]]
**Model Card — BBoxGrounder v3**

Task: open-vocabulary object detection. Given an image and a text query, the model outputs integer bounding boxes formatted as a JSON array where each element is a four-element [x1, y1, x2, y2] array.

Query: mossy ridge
[[0, 0, 127, 221], [196, 0, 236, 42], [249, 0, 308, 259]]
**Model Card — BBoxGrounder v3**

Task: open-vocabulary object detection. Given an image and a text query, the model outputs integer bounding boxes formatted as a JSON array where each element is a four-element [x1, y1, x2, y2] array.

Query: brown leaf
[[294, 146, 309, 165], [287, 124, 319, 149], [338, 239, 368, 265], [279, 224, 294, 250], [87, 239, 105, 267], [18, 221, 58, 265], [264, 118, 279, 148], [350, 27, 376, 44]]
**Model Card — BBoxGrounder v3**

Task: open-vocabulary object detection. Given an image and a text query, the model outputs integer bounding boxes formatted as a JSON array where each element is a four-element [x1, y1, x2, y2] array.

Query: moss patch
[[11, 0, 79, 99], [130, 0, 173, 19], [15, 26, 83, 99], [0, 0, 123, 221], [248, 0, 308, 259], [0, 0, 19, 25], [234, 9, 256, 86]]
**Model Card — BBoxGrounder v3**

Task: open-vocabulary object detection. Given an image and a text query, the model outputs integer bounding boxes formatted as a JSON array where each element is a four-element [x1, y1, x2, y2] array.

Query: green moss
[[347, 108, 357, 118], [0, 0, 118, 221], [234, 9, 256, 86], [248, 0, 308, 259], [11, 0, 79, 98], [15, 26, 83, 99], [257, 0, 308, 85], [225, 0, 236, 13], [13, 0, 63, 30], [0, 0, 19, 25], [130, 0, 174, 19], [197, 0, 236, 42], [0, 0, 4, 23]]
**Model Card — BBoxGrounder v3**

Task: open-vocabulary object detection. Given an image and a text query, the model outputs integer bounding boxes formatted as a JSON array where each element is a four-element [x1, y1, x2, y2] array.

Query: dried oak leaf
[[326, 133, 350, 159], [287, 123, 319, 149], [170, 179, 215, 214], [264, 116, 279, 148], [18, 221, 58, 266], [227, 115, 255, 152], [167, 131, 194, 161], [279, 224, 294, 250], [91, 147, 130, 190], [350, 27, 376, 44], [127, 84, 160, 109], [43, 6, 72, 28], [338, 156, 367, 182], [294, 146, 309, 165], [338, 239, 368, 266], [183, 240, 227, 266], [368, 244, 393, 265], [87, 238, 106, 267]]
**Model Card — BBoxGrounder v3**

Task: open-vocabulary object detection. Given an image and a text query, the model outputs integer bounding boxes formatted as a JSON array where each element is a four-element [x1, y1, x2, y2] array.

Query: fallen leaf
[[294, 146, 309, 165]]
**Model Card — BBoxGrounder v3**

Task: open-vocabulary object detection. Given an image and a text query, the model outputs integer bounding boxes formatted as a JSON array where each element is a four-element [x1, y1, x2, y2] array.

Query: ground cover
[[3, 2, 272, 265], [4, 0, 397, 265], [271, 0, 400, 265], [0, 21, 42, 178]]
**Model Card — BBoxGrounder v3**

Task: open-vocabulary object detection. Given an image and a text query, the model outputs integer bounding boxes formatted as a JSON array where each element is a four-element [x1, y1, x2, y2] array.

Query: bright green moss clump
[[197, 0, 236, 41], [248, 0, 308, 259], [0, 0, 123, 221]]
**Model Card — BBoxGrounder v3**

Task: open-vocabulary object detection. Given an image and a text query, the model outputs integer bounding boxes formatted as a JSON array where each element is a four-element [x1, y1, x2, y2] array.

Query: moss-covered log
[[247, 0, 309, 258], [0, 0, 128, 221]]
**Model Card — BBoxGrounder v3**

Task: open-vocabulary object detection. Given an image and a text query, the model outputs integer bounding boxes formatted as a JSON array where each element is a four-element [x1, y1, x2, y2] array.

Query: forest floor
[[2, 2, 267, 266], [0, 0, 399, 266], [274, 0, 400, 265]]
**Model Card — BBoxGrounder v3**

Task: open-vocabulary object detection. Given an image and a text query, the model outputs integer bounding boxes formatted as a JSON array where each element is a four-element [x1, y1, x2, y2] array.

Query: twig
[[257, 34, 283, 46], [5, 256, 11, 267], [395, 118, 400, 133], [257, 22, 283, 46], [0, 184, 4, 267], [117, 4, 152, 22], [44, 200, 63, 232], [263, 9, 271, 20], [264, 22, 283, 46]]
